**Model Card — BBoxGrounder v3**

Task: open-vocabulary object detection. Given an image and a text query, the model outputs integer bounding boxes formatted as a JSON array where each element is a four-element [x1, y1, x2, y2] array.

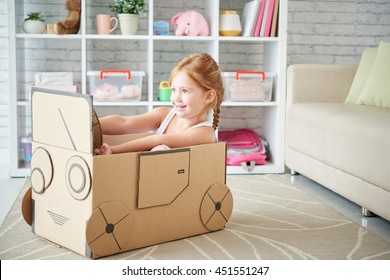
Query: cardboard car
[[21, 88, 233, 259]]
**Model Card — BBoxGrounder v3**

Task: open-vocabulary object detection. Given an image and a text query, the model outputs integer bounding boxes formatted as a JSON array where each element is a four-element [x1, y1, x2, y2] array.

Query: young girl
[[95, 52, 224, 155]]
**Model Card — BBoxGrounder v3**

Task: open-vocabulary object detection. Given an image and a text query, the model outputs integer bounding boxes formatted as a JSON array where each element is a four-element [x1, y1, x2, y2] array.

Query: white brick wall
[[288, 0, 390, 64], [1, 0, 390, 168]]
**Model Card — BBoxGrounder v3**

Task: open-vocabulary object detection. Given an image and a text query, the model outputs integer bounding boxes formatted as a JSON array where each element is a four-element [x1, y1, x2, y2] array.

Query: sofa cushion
[[357, 41, 390, 108], [345, 48, 377, 104], [287, 103, 390, 192], [287, 103, 345, 163]]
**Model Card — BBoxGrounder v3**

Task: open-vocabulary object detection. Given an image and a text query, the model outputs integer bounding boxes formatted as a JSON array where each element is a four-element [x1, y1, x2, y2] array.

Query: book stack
[[241, 0, 279, 37]]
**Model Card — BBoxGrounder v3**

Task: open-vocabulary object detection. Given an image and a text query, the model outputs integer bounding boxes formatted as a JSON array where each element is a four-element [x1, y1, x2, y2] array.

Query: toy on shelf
[[54, 0, 81, 35], [158, 81, 172, 101], [171, 10, 209, 36]]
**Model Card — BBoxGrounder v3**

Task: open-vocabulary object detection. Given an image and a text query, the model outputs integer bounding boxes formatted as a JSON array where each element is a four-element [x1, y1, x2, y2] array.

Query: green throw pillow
[[345, 47, 377, 104], [357, 41, 390, 108]]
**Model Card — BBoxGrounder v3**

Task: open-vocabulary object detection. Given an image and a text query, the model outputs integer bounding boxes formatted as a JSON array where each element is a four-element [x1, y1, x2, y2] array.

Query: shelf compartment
[[15, 37, 82, 103], [85, 2, 149, 36]]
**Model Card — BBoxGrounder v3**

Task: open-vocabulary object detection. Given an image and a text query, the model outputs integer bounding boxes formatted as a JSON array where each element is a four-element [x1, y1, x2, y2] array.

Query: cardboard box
[[22, 88, 233, 259], [87, 70, 145, 101], [222, 71, 274, 102]]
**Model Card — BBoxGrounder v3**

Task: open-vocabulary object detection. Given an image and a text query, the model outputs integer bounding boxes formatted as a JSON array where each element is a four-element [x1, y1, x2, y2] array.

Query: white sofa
[[285, 64, 390, 222]]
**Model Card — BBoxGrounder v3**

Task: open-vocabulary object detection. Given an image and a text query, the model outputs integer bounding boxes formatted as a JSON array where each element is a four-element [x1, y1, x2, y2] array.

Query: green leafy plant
[[24, 12, 45, 22], [109, 0, 148, 15]]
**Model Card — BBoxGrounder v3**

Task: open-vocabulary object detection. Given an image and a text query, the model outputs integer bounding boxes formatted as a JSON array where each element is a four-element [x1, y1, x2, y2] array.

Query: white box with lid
[[222, 71, 274, 102], [87, 70, 145, 101]]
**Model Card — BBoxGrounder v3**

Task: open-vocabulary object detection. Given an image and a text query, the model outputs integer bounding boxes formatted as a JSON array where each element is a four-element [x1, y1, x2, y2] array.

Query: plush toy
[[54, 0, 81, 35], [171, 11, 209, 36]]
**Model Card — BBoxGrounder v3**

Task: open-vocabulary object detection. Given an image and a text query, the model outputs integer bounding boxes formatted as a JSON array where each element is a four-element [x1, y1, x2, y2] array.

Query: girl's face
[[170, 71, 213, 121]]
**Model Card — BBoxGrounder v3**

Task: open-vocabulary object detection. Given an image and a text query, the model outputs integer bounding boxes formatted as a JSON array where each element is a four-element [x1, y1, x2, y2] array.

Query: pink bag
[[226, 153, 266, 166], [218, 128, 268, 170], [218, 128, 263, 151]]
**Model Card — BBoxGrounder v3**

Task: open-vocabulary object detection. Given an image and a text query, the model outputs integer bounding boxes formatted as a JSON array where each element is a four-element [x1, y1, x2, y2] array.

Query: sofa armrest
[[287, 64, 358, 104]]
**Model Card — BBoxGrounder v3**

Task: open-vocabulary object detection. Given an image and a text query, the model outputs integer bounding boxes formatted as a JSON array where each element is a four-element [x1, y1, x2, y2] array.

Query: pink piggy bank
[[171, 11, 209, 36]]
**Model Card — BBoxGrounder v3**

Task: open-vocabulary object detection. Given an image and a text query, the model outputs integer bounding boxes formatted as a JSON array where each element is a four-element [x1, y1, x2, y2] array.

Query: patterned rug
[[1, 174, 390, 260]]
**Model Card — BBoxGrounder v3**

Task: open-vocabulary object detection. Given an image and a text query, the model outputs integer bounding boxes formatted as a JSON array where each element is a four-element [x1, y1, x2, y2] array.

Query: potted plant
[[23, 12, 46, 34], [109, 0, 148, 35]]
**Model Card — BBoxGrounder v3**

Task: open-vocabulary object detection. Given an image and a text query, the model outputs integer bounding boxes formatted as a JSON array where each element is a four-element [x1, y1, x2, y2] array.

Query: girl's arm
[[99, 107, 171, 135], [108, 126, 216, 154]]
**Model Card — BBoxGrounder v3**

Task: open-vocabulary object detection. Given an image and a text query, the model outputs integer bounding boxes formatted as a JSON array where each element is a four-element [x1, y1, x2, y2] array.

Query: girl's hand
[[95, 143, 112, 155]]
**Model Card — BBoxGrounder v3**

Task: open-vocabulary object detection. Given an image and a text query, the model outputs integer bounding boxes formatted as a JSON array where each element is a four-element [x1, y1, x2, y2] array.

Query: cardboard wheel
[[65, 156, 91, 201], [92, 109, 102, 152], [31, 147, 53, 194], [86, 201, 132, 257], [200, 182, 233, 231], [21, 187, 32, 226]]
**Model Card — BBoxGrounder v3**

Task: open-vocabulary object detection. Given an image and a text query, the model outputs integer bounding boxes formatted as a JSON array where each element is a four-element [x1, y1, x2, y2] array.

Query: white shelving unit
[[8, 0, 287, 177]]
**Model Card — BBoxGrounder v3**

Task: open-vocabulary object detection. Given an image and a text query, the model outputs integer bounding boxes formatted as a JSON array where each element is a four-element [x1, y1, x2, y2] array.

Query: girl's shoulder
[[184, 124, 217, 144], [148, 106, 173, 123], [152, 106, 172, 115]]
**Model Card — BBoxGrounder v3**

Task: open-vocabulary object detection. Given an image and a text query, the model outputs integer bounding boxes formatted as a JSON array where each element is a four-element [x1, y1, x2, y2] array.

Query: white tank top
[[156, 108, 214, 135]]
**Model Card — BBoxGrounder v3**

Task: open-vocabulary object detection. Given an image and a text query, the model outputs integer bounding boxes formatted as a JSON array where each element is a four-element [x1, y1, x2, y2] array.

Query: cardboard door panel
[[138, 149, 190, 208]]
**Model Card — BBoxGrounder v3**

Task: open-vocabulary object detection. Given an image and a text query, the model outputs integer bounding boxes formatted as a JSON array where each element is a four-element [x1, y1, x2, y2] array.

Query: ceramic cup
[[96, 14, 118, 35], [219, 10, 242, 36]]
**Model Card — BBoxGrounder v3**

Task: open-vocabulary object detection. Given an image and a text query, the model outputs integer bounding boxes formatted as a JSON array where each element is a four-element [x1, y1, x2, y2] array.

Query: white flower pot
[[118, 14, 139, 35], [23, 20, 46, 34]]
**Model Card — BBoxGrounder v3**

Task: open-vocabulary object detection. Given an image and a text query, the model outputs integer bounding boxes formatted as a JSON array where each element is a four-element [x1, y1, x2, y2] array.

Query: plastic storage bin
[[88, 70, 145, 101], [222, 71, 274, 102]]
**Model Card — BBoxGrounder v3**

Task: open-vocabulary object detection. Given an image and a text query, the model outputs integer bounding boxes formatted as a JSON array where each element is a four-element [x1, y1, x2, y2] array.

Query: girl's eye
[[182, 89, 189, 94]]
